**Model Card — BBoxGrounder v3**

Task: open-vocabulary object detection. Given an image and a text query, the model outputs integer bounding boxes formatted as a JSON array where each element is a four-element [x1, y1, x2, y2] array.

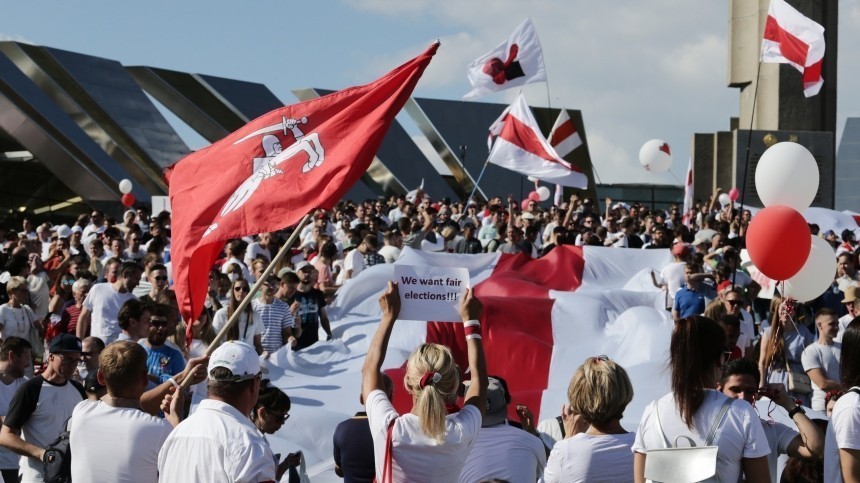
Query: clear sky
[[3, 0, 858, 187]]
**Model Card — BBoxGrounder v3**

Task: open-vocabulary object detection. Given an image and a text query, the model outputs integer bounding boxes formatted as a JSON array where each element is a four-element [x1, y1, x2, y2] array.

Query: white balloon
[[638, 139, 672, 173], [118, 179, 133, 194], [755, 142, 819, 211], [718, 193, 731, 206], [537, 186, 551, 202], [783, 236, 836, 302]]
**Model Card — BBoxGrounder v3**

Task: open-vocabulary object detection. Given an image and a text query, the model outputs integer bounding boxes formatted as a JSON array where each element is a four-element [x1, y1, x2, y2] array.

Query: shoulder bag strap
[[379, 417, 397, 483], [705, 398, 734, 446], [651, 400, 671, 449]]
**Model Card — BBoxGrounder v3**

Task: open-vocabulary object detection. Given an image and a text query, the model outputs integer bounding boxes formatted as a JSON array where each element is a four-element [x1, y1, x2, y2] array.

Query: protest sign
[[394, 264, 470, 322]]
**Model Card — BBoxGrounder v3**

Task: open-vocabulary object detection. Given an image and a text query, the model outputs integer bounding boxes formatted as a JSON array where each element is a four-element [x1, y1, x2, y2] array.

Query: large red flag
[[167, 43, 438, 333]]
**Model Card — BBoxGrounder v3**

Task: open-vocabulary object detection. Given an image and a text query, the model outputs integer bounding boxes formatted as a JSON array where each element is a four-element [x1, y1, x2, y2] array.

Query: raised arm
[[76, 307, 91, 339], [460, 288, 487, 415], [361, 282, 400, 402]]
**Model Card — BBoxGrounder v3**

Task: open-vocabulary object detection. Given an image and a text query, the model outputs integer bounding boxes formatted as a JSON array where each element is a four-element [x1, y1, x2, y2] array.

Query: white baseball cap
[[208, 341, 265, 382], [55, 225, 72, 239]]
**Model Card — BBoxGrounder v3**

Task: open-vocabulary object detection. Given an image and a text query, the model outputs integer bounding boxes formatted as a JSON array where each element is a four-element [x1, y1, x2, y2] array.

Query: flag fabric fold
[[167, 43, 438, 335], [548, 109, 584, 203], [463, 18, 546, 100], [760, 0, 825, 97], [487, 93, 588, 189]]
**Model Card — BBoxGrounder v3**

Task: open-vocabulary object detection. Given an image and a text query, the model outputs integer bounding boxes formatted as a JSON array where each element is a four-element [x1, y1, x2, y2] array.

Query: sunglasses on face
[[154, 276, 168, 282], [150, 318, 168, 328], [234, 286, 250, 292], [726, 300, 742, 306]]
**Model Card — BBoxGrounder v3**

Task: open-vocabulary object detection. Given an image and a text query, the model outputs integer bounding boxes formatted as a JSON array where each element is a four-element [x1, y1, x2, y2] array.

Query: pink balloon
[[521, 199, 531, 211], [729, 188, 740, 202], [528, 191, 541, 202]]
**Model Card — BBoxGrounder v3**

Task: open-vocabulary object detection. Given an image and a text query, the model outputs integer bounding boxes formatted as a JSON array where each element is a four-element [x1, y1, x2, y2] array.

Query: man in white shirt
[[0, 337, 31, 483], [158, 341, 276, 482], [459, 377, 546, 483], [245, 232, 274, 266], [802, 309, 843, 411], [77, 262, 142, 344], [837, 287, 859, 342], [378, 230, 402, 263], [718, 358, 824, 483], [651, 243, 689, 310], [0, 334, 85, 482], [69, 341, 177, 482], [343, 236, 371, 282], [115, 299, 152, 343], [220, 240, 252, 283]]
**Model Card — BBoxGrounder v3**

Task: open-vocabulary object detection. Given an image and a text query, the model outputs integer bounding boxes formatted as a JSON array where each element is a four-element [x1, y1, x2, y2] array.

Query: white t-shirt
[[82, 283, 137, 344], [158, 399, 276, 483], [761, 419, 799, 483], [660, 262, 686, 307], [366, 389, 481, 483], [344, 249, 366, 280], [0, 305, 37, 340], [632, 390, 771, 483], [26, 272, 50, 319], [378, 245, 401, 264], [837, 313, 853, 342], [69, 400, 173, 482], [220, 258, 252, 284], [244, 242, 271, 266], [542, 432, 635, 483], [801, 341, 842, 410], [0, 377, 27, 470], [212, 307, 262, 348], [825, 389, 860, 483], [458, 423, 546, 483]]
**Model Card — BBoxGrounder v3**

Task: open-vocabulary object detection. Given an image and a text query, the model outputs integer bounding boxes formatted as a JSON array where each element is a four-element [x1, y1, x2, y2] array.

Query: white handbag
[[644, 397, 733, 483]]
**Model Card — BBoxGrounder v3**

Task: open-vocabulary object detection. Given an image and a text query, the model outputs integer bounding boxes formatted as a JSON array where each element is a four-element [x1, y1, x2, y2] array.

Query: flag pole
[[733, 59, 763, 290], [467, 157, 492, 204], [179, 212, 313, 389]]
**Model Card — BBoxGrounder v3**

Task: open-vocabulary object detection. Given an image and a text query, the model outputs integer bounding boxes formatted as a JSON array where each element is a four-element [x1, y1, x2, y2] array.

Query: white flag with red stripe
[[487, 93, 588, 189], [463, 18, 547, 100], [761, 0, 825, 97], [682, 156, 693, 226], [548, 109, 584, 204], [262, 246, 674, 476]]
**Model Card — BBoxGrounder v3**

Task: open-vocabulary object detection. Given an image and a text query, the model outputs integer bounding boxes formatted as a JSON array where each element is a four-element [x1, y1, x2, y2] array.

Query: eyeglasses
[[150, 318, 168, 328], [234, 286, 250, 292], [265, 408, 290, 422]]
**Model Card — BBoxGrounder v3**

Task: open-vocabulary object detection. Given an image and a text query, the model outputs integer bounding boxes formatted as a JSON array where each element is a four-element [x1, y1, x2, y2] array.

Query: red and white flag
[[487, 93, 587, 189], [167, 43, 438, 341], [761, 0, 825, 97], [463, 18, 547, 100], [682, 156, 694, 227], [548, 109, 584, 204]]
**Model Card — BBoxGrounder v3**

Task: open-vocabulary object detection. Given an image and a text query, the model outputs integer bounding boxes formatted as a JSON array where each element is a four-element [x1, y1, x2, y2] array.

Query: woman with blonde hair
[[542, 355, 635, 482], [362, 283, 487, 482], [758, 298, 813, 406]]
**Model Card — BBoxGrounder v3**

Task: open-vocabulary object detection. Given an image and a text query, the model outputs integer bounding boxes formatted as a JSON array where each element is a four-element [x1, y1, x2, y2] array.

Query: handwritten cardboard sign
[[394, 264, 470, 322]]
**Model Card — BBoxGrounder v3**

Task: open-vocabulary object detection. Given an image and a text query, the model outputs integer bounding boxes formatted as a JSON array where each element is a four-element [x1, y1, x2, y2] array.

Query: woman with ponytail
[[758, 298, 814, 406], [362, 282, 487, 482], [633, 316, 771, 483]]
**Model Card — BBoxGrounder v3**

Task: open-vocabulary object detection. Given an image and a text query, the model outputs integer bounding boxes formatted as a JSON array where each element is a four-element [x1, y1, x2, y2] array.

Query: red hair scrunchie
[[419, 371, 441, 389]]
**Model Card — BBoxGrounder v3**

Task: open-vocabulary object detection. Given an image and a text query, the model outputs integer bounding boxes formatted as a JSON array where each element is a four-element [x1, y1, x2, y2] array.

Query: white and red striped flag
[[548, 109, 584, 205], [682, 156, 693, 226], [760, 0, 825, 97], [487, 93, 588, 189]]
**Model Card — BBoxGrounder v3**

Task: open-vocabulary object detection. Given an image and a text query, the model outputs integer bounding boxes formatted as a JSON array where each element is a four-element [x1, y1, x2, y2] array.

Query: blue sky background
[[3, 0, 858, 187]]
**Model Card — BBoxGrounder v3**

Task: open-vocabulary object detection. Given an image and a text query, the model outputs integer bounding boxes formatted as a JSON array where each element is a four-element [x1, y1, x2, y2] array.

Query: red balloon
[[520, 199, 531, 211], [746, 205, 811, 281], [729, 188, 740, 201], [528, 191, 541, 202], [121, 193, 135, 207]]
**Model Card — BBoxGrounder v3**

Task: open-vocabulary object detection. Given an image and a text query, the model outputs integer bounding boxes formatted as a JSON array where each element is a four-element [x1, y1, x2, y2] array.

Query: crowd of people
[[0, 184, 856, 482]]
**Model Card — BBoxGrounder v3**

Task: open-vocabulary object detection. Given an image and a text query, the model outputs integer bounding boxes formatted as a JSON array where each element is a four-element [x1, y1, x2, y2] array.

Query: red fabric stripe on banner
[[424, 246, 585, 422], [803, 58, 823, 87], [499, 114, 561, 163], [764, 15, 809, 67], [548, 119, 576, 147]]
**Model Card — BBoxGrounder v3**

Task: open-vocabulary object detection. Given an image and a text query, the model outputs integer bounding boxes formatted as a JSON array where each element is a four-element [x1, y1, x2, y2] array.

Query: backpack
[[643, 398, 733, 483], [43, 417, 72, 483]]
